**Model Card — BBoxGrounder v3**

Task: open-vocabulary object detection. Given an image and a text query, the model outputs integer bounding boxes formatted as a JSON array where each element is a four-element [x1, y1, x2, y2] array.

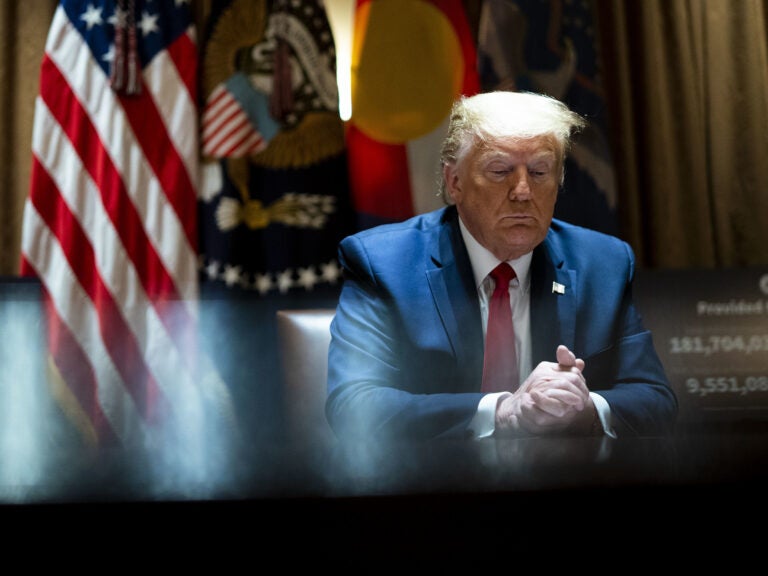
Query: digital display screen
[[635, 268, 768, 427]]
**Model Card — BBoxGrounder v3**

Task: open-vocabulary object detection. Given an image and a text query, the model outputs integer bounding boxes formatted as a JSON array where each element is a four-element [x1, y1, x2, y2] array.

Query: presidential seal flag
[[20, 0, 235, 467], [199, 0, 354, 297], [477, 0, 618, 235]]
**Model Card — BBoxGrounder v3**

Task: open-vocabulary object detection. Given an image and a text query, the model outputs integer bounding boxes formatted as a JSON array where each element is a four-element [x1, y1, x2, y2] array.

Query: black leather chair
[[276, 308, 337, 450]]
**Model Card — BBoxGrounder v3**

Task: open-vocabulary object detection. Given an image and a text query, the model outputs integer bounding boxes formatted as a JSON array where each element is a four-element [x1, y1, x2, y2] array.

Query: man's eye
[[485, 169, 509, 180]]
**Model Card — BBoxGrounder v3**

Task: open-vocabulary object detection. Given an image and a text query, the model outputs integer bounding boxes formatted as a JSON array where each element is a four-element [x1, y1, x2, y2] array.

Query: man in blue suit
[[327, 91, 677, 441]]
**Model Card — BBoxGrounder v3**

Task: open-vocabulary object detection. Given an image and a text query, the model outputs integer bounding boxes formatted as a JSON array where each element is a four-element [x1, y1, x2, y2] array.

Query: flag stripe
[[202, 89, 241, 135], [228, 131, 267, 157], [29, 91, 201, 434], [27, 155, 166, 425], [122, 56, 198, 251], [43, 11, 198, 306], [144, 27, 200, 216], [215, 121, 265, 157], [21, 202, 146, 443], [202, 97, 267, 157], [20, 1, 213, 447], [19, 251, 118, 444], [163, 26, 198, 108], [31, 98, 143, 313], [203, 108, 249, 152], [41, 290, 118, 445], [39, 55, 188, 311], [201, 88, 238, 136]]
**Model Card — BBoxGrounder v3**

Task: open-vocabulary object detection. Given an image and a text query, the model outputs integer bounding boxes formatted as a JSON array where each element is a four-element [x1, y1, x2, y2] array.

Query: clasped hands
[[495, 345, 598, 436]]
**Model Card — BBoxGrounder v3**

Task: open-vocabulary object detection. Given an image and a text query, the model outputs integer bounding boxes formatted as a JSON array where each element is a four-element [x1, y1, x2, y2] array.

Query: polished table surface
[[5, 429, 768, 499]]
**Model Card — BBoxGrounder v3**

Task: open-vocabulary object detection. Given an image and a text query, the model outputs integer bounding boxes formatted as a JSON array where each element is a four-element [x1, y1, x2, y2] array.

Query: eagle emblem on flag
[[199, 0, 353, 295]]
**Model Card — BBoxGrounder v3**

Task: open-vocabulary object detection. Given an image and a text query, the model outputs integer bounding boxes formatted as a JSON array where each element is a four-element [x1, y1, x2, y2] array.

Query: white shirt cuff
[[590, 392, 617, 439], [470, 392, 617, 439], [469, 392, 510, 439]]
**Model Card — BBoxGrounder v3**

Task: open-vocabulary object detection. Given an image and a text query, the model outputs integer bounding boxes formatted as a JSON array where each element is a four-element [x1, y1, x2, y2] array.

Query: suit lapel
[[423, 211, 579, 378], [426, 209, 484, 382], [530, 231, 578, 363]]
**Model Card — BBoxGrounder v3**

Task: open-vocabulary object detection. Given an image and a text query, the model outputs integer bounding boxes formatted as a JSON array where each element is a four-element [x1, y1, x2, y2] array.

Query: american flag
[[20, 0, 231, 451]]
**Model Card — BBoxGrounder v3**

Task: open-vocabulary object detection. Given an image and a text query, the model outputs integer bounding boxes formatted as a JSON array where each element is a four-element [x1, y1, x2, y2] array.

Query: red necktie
[[482, 263, 518, 393]]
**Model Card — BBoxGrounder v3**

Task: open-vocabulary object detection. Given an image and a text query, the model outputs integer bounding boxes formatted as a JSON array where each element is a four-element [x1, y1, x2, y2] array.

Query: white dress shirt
[[457, 218, 615, 438]]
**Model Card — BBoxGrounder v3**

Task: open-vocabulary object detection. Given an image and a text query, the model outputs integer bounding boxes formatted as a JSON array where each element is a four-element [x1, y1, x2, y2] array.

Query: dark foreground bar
[[3, 431, 767, 567]]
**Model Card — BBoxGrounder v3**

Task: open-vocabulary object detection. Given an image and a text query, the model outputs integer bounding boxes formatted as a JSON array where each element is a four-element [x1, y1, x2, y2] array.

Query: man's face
[[444, 134, 561, 262]]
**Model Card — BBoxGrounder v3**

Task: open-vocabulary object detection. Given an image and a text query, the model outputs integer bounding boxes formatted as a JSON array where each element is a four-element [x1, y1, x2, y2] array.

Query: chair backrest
[[276, 308, 337, 450]]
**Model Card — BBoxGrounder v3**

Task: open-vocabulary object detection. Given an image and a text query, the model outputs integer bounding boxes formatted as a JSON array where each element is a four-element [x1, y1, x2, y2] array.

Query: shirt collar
[[458, 216, 533, 293]]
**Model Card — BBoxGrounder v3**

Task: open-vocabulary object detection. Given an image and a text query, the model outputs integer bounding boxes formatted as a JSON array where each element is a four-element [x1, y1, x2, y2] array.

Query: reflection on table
[[4, 429, 768, 505]]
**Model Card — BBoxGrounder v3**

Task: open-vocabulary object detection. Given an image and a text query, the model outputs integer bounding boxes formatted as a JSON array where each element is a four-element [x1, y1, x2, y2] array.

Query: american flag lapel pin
[[552, 281, 566, 295]]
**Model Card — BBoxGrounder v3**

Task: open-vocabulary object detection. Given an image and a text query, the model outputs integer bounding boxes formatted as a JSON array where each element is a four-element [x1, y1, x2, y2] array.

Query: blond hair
[[439, 91, 586, 195]]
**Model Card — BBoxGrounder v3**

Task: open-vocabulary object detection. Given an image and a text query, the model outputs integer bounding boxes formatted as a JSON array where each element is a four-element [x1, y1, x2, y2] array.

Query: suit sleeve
[[325, 235, 484, 443], [583, 240, 679, 436]]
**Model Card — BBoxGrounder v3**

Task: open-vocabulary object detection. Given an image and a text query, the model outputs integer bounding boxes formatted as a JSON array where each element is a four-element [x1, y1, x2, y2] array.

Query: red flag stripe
[[121, 75, 198, 252], [202, 88, 241, 135], [21, 204, 149, 442], [27, 156, 166, 425], [203, 107, 249, 152], [29, 100, 201, 419], [144, 28, 200, 209], [18, 255, 120, 444], [201, 84, 269, 158], [41, 293, 119, 445], [43, 15, 198, 305], [39, 56, 187, 308], [201, 86, 235, 126], [215, 121, 266, 157], [163, 27, 198, 109], [227, 131, 267, 158], [20, 1, 236, 448]]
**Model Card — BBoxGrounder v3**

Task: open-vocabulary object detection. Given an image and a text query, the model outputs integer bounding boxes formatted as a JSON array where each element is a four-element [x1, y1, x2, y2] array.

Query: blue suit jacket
[[326, 206, 677, 440]]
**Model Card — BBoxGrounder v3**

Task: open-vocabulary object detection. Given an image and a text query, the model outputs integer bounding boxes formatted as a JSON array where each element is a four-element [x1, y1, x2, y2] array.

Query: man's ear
[[443, 162, 460, 202]]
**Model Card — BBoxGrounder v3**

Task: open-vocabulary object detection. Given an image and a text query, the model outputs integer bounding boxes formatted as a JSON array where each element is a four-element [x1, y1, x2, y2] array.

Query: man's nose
[[508, 167, 531, 198]]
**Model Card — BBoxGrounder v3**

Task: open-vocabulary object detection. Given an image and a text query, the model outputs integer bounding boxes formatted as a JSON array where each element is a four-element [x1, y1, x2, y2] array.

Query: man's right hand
[[495, 345, 596, 436]]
